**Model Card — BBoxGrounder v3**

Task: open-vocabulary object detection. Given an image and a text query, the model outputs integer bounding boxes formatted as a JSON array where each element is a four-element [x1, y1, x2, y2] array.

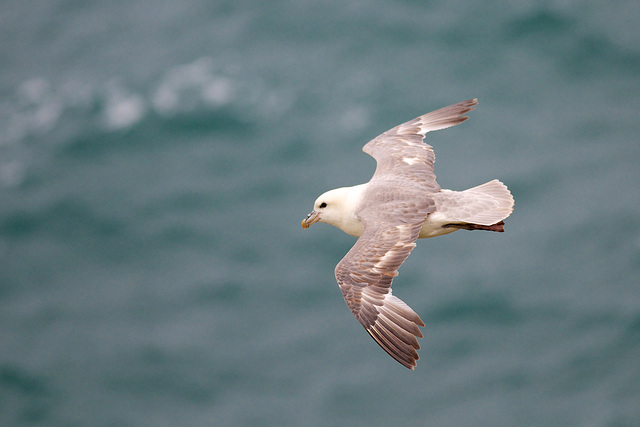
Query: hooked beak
[[301, 210, 321, 229]]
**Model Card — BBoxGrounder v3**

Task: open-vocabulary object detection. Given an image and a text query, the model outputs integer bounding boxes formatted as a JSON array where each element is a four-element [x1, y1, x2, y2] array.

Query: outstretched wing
[[363, 98, 478, 193], [335, 100, 478, 369], [335, 189, 431, 369]]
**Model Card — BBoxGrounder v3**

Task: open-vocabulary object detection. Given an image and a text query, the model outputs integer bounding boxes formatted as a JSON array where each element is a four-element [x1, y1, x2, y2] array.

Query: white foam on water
[[102, 84, 147, 130], [7, 78, 64, 141], [202, 76, 234, 107], [151, 57, 236, 115]]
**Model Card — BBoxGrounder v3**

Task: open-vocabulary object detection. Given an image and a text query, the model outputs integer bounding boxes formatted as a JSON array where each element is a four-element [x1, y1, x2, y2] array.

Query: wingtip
[[403, 354, 419, 370], [459, 98, 479, 115], [465, 98, 479, 108], [362, 294, 426, 369]]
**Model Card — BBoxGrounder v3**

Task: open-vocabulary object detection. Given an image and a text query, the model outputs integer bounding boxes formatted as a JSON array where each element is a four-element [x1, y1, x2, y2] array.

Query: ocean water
[[1, 0, 639, 426]]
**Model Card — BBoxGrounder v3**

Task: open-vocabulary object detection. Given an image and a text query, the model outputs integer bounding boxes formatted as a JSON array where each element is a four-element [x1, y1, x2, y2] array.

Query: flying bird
[[301, 99, 514, 369]]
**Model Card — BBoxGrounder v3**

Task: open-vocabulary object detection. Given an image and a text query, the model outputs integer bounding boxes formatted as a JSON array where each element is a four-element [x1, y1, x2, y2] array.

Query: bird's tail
[[437, 179, 514, 229]]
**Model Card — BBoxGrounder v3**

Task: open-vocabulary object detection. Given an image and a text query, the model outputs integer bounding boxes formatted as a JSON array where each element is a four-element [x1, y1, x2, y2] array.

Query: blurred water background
[[1, 1, 639, 426]]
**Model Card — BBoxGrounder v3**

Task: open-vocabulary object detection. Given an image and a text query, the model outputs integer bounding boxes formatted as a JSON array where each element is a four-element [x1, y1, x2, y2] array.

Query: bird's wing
[[334, 187, 431, 369], [362, 98, 478, 192]]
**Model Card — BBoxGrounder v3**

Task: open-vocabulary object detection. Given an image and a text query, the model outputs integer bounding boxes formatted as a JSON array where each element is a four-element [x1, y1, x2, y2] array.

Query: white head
[[301, 185, 365, 236]]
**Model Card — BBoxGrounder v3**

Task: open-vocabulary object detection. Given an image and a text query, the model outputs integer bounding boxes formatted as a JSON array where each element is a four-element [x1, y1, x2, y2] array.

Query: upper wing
[[362, 99, 478, 192]]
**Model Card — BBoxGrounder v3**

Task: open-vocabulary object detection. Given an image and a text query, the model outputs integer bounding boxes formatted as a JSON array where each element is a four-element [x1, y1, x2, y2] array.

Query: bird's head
[[301, 187, 350, 230]]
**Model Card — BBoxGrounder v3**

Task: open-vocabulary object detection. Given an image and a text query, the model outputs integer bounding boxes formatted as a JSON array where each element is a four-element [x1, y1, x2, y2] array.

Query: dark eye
[[319, 202, 327, 208]]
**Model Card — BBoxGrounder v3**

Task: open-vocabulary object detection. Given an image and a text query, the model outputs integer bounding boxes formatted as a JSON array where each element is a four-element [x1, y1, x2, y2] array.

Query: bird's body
[[302, 99, 514, 369], [310, 178, 512, 240]]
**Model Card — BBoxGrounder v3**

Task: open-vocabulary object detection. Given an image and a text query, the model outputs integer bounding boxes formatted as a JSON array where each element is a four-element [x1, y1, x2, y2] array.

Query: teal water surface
[[1, 1, 639, 426]]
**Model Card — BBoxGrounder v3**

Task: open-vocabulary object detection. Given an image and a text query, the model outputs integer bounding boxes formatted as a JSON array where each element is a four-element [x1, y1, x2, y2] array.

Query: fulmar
[[301, 99, 514, 369]]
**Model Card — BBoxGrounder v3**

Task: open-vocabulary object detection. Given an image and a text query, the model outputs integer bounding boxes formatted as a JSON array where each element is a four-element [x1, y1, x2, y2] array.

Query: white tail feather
[[434, 179, 514, 226]]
